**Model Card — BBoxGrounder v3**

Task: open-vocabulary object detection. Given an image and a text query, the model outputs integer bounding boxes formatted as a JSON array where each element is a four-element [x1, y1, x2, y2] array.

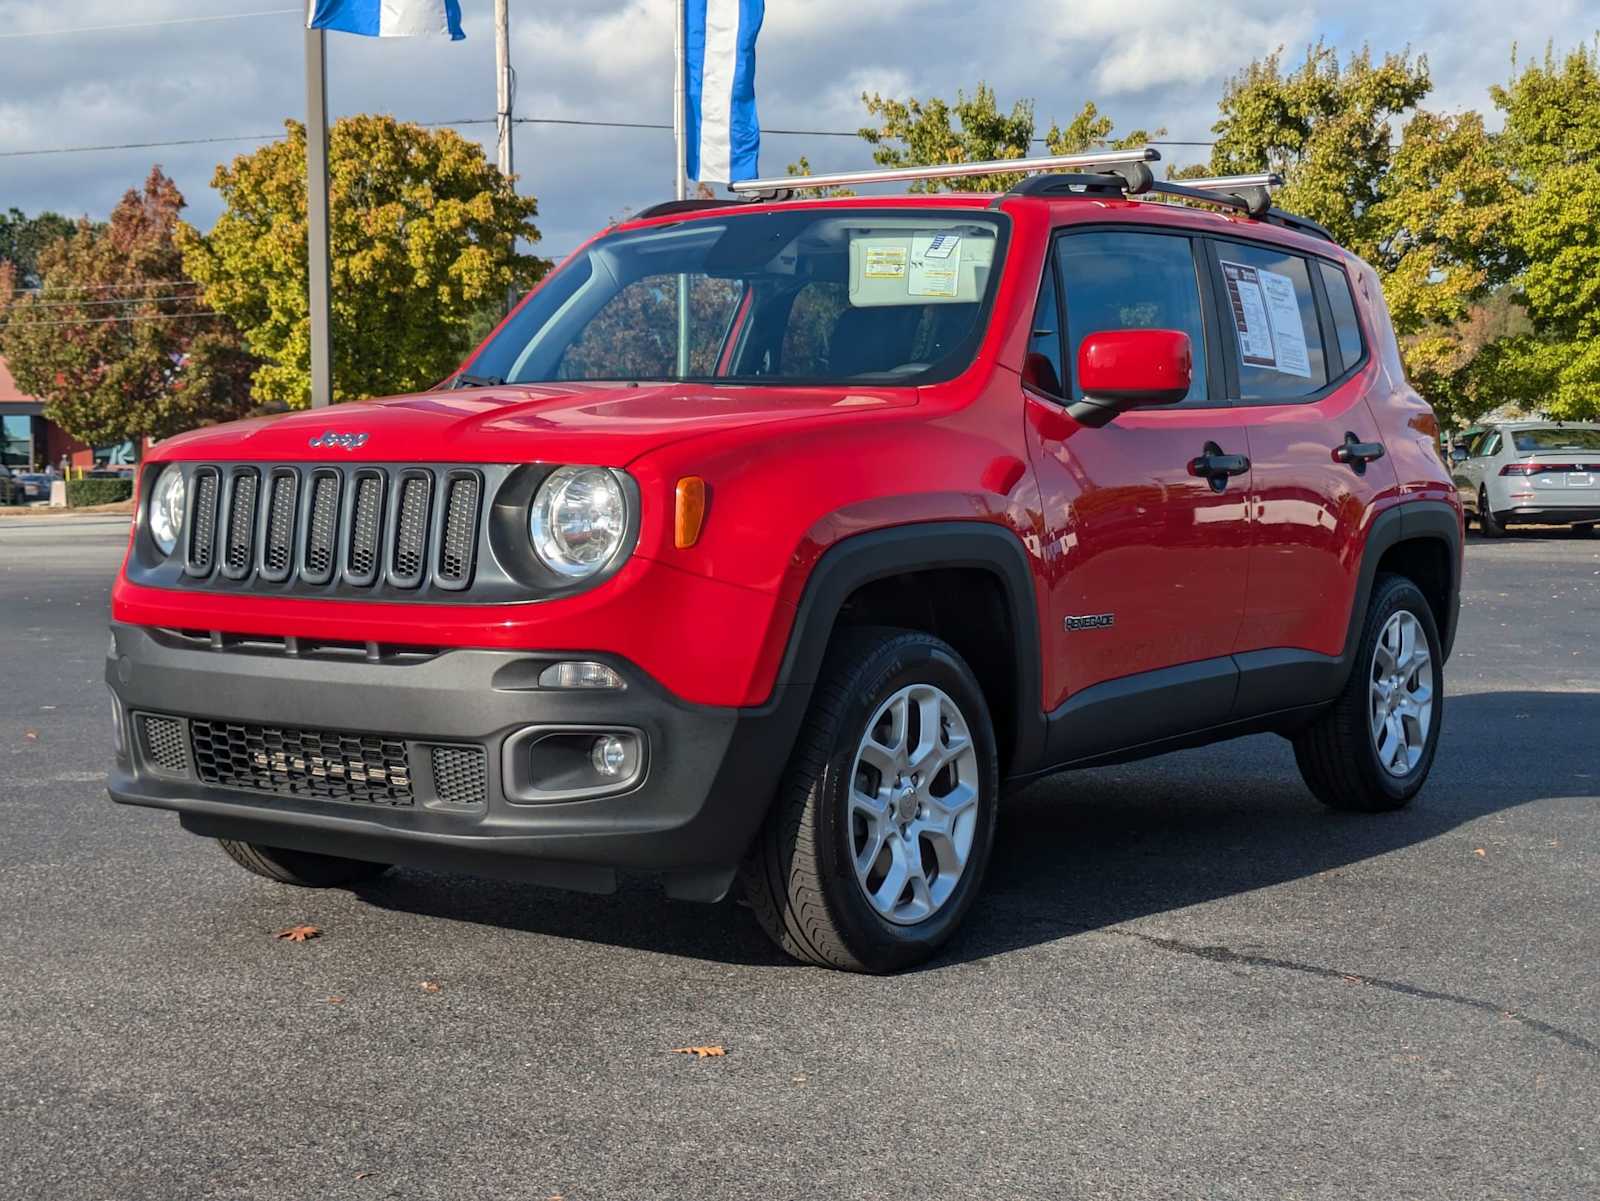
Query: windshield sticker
[[1220, 260, 1313, 379], [862, 245, 908, 279], [909, 233, 961, 297]]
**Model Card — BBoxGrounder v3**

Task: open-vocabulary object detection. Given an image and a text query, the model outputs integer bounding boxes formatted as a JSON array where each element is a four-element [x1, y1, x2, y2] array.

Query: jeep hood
[[153, 382, 916, 466]]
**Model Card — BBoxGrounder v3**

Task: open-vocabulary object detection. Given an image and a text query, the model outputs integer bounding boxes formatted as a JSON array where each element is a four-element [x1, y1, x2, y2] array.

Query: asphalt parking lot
[[2, 515, 1595, 1201]]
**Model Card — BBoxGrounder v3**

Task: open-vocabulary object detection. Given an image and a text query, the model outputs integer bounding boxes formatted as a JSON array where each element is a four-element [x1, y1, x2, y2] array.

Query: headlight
[[149, 465, 186, 556], [528, 466, 628, 579]]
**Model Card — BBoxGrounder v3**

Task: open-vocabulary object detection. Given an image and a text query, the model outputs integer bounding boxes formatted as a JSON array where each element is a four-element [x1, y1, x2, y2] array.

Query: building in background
[[0, 355, 140, 472]]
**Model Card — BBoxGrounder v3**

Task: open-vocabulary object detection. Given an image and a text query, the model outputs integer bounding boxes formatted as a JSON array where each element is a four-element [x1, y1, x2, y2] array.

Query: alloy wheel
[[1369, 610, 1434, 777]]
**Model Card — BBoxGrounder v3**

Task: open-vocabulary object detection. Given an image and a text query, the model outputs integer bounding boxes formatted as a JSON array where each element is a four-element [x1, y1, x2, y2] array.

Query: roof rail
[[726, 147, 1160, 197], [1261, 207, 1335, 243], [632, 198, 740, 220]]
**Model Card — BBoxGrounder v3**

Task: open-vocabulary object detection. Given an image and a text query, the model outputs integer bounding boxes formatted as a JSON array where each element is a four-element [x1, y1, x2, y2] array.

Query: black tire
[[739, 627, 999, 973], [217, 839, 392, 887], [1478, 487, 1507, 537], [1576, 522, 1597, 537], [1293, 575, 1444, 812]]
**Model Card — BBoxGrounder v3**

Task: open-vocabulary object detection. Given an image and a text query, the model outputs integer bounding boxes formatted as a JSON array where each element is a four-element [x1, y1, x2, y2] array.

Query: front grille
[[187, 469, 220, 574], [302, 472, 340, 583], [261, 470, 298, 580], [390, 473, 432, 587], [223, 469, 259, 578], [437, 474, 480, 587], [190, 719, 414, 806], [347, 472, 385, 584], [430, 745, 488, 806], [138, 715, 188, 773]]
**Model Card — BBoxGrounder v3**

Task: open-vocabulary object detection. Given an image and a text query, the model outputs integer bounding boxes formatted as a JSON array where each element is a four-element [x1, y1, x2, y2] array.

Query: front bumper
[[105, 624, 805, 900]]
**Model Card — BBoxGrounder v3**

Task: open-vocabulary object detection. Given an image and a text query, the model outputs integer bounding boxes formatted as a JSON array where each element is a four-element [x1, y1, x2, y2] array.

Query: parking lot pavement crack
[[1119, 931, 1598, 1056]]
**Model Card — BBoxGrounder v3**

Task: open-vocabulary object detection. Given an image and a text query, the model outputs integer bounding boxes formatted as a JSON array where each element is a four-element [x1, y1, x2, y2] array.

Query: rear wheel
[[1477, 487, 1507, 537], [217, 839, 392, 887], [740, 628, 999, 973], [1293, 575, 1443, 813]]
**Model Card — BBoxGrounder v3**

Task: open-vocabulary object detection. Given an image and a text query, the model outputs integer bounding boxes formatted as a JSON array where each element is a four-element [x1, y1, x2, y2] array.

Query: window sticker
[[1220, 259, 1312, 379], [908, 233, 961, 297], [862, 245, 907, 279]]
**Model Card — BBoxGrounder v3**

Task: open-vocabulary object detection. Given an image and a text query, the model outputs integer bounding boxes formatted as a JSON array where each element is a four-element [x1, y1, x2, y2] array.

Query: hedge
[[65, 477, 134, 507]]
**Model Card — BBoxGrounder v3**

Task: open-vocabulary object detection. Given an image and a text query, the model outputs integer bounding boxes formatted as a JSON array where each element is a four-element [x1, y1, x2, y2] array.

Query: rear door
[[1208, 239, 1399, 711], [1023, 226, 1253, 724]]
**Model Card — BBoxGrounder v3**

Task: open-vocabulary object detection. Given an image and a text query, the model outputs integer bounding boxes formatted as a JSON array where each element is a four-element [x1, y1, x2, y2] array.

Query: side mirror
[[1066, 329, 1192, 429], [1450, 446, 1469, 463]]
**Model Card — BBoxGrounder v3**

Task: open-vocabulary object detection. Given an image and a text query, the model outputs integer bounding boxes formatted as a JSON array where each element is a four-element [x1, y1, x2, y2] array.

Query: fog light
[[539, 661, 624, 690], [591, 735, 628, 777]]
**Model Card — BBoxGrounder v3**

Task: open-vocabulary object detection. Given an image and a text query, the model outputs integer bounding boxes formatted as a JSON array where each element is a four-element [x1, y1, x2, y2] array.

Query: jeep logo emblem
[[309, 431, 369, 451], [1064, 613, 1115, 631]]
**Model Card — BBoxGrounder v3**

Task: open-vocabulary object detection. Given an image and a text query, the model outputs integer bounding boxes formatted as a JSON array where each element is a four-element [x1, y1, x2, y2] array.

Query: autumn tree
[[0, 168, 256, 453], [179, 115, 547, 408], [1205, 43, 1519, 426], [848, 86, 1154, 192], [1485, 41, 1600, 419], [0, 208, 82, 290]]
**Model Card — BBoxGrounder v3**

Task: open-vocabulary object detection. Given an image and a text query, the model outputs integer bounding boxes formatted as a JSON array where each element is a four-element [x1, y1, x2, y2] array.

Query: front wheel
[[740, 628, 999, 973], [1293, 575, 1444, 812], [1478, 487, 1507, 537], [217, 839, 392, 887]]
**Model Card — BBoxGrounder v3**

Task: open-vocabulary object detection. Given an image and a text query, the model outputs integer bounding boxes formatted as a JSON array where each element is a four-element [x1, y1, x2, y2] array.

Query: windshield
[[1512, 428, 1600, 453], [462, 208, 1007, 388]]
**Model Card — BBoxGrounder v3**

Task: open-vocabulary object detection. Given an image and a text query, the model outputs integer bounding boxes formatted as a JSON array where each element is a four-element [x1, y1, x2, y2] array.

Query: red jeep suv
[[107, 152, 1462, 972]]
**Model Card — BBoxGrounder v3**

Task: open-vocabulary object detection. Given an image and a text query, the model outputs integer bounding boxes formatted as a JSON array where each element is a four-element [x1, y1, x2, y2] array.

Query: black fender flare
[[1341, 499, 1462, 665], [770, 520, 1047, 775]]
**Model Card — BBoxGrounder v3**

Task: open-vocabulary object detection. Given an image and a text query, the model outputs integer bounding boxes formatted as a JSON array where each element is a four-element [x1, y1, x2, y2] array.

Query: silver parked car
[[1452, 421, 1600, 536]]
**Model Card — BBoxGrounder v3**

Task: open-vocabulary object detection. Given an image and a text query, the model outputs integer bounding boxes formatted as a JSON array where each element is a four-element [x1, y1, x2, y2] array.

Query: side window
[[1477, 432, 1502, 458], [1055, 232, 1208, 403], [780, 282, 849, 376], [1215, 242, 1328, 401], [1318, 261, 1364, 370], [1024, 268, 1064, 396]]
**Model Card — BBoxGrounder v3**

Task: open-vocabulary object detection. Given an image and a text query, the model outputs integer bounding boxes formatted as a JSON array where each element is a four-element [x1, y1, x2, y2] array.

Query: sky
[[1, 0, 1597, 261]]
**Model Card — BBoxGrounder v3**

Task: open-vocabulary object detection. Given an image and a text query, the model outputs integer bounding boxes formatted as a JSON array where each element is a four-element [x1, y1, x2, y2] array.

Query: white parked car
[[1452, 421, 1600, 536]]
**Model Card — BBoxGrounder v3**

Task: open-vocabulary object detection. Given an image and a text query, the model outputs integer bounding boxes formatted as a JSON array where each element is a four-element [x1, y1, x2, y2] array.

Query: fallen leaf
[[354, 1171, 373, 1180], [1341, 974, 1364, 984], [327, 996, 345, 1005], [420, 980, 441, 993], [274, 924, 321, 942], [23, 730, 38, 741], [1473, 848, 1487, 857], [670, 1045, 726, 1058]]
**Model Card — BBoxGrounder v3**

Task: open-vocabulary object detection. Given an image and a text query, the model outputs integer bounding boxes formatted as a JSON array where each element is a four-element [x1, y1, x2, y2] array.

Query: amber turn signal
[[674, 476, 707, 549]]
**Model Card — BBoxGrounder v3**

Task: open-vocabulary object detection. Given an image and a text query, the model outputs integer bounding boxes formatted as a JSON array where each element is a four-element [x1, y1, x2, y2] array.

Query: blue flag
[[308, 0, 464, 39], [685, 0, 764, 183]]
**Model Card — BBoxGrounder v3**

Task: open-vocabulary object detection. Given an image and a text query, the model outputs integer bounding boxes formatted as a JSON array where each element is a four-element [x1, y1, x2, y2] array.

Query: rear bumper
[[1500, 506, 1600, 524], [105, 623, 806, 900]]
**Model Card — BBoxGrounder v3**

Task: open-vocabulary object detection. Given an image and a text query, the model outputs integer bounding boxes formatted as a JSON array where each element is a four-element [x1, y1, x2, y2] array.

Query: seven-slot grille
[[180, 465, 483, 592]]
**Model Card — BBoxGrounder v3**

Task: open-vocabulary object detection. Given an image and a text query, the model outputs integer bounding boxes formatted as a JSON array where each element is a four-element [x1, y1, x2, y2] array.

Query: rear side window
[[1056, 231, 1209, 403], [1215, 242, 1328, 400], [1319, 261, 1364, 369], [1513, 428, 1600, 453]]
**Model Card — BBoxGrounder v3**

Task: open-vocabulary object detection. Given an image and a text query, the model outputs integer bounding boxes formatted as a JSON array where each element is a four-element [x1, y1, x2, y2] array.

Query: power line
[[0, 8, 300, 40], [7, 279, 197, 296], [3, 311, 226, 329], [9, 291, 204, 310]]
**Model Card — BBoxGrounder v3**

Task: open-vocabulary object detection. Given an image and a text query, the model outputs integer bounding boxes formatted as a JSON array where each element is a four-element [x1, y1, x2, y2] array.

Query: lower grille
[[139, 715, 188, 774], [190, 719, 414, 806], [430, 745, 489, 806]]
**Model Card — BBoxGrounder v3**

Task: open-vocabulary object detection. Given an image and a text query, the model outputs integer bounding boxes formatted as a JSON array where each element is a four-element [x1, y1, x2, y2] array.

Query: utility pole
[[495, 0, 516, 314], [305, 25, 333, 408]]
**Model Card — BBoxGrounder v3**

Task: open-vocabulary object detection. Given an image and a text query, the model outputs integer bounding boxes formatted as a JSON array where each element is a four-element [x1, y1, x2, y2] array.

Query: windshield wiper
[[449, 372, 504, 389]]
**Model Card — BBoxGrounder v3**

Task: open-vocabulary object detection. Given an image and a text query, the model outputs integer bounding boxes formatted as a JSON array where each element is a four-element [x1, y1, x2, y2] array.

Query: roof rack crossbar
[[726, 147, 1159, 195]]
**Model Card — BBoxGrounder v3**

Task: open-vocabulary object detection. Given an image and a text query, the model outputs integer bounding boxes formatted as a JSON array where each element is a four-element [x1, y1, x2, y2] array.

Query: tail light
[[1500, 462, 1576, 476]]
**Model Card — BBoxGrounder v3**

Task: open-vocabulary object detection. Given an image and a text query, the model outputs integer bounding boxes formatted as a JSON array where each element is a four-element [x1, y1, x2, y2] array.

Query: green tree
[[1487, 41, 1600, 419], [179, 115, 546, 407], [0, 168, 256, 454], [1206, 43, 1519, 426], [0, 208, 81, 290], [852, 85, 1153, 192]]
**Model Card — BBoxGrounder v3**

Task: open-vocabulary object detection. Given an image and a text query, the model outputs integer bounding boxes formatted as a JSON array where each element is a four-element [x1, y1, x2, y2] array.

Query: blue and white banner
[[685, 0, 764, 183], [308, 0, 465, 40]]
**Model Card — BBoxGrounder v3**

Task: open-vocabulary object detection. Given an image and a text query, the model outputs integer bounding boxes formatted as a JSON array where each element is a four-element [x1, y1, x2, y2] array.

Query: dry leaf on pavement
[[1473, 848, 1487, 857], [420, 980, 442, 993], [670, 1045, 726, 1058], [274, 924, 321, 942]]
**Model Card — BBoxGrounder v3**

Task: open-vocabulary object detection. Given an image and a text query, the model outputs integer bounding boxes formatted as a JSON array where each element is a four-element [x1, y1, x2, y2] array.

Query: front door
[[1022, 228, 1254, 752]]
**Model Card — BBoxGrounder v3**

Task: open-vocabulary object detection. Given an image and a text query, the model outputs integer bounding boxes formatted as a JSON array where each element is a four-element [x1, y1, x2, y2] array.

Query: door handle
[[1333, 431, 1386, 473], [1189, 441, 1251, 492]]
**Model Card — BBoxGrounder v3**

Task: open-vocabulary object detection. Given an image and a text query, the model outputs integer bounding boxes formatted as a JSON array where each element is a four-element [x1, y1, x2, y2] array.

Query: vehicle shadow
[[352, 690, 1596, 970]]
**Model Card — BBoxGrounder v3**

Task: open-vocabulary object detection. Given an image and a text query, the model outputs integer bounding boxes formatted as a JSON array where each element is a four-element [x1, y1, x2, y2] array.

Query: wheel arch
[[775, 521, 1046, 778], [1348, 500, 1462, 665]]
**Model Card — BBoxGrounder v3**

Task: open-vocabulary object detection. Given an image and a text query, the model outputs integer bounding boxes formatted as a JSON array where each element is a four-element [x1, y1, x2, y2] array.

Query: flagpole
[[673, 0, 689, 376], [305, 24, 333, 409]]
